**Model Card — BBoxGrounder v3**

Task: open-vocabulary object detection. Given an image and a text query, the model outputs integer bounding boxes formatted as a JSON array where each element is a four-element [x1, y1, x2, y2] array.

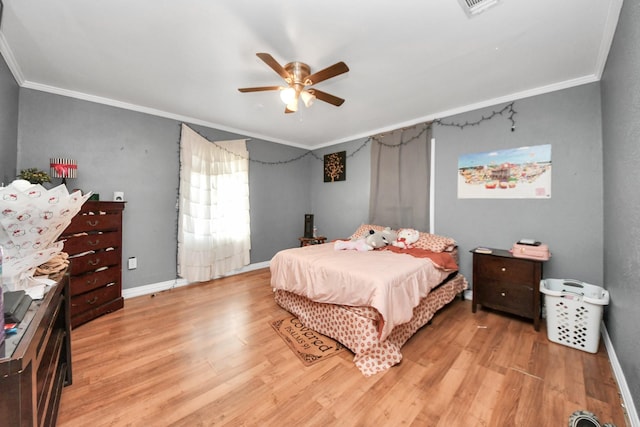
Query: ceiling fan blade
[[238, 86, 281, 93], [256, 53, 290, 80], [305, 61, 349, 86], [285, 106, 296, 114], [309, 89, 345, 107]]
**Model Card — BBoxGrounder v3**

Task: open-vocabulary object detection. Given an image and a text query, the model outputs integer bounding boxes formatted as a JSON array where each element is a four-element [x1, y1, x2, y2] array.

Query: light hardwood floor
[[57, 268, 629, 427]]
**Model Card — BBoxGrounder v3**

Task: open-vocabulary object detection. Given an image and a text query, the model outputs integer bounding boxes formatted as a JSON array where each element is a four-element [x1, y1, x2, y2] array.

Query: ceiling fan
[[238, 53, 349, 113]]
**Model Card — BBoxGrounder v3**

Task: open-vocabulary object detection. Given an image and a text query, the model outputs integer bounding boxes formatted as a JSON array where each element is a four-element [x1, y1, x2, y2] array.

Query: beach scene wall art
[[457, 144, 552, 199]]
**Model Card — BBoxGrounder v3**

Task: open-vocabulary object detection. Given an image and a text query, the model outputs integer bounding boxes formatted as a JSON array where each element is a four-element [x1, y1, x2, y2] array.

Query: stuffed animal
[[334, 227, 397, 251], [364, 229, 387, 250], [334, 238, 373, 251], [379, 227, 398, 247], [393, 228, 420, 249]]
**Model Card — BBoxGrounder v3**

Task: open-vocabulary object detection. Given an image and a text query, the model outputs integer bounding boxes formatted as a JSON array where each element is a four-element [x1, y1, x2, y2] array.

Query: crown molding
[[0, 31, 25, 85]]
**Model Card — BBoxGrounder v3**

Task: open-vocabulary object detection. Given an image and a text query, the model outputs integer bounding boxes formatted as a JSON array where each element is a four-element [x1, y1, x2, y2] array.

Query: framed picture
[[457, 144, 552, 199], [324, 151, 346, 182]]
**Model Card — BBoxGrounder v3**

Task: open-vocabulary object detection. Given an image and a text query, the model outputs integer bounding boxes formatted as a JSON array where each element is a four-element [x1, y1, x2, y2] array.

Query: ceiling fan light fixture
[[286, 98, 299, 112], [238, 53, 348, 113], [280, 87, 296, 104], [301, 90, 315, 108]]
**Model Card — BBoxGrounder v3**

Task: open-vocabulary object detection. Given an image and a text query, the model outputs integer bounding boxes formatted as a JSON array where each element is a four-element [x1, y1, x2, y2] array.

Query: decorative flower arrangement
[[18, 168, 51, 184]]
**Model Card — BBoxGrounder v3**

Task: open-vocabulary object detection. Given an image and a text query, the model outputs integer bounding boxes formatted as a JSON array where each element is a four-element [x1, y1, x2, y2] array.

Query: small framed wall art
[[324, 151, 346, 182]]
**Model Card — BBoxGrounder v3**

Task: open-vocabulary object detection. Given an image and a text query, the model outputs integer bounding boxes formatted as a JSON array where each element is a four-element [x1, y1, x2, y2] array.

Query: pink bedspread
[[269, 243, 455, 341]]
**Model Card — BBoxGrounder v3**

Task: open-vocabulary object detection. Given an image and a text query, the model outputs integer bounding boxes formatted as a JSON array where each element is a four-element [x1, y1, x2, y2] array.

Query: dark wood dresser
[[58, 201, 125, 328], [0, 272, 72, 426], [471, 248, 545, 330]]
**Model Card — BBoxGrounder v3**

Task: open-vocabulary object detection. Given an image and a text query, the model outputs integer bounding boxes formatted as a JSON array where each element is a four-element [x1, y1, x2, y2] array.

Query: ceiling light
[[280, 87, 296, 104], [239, 53, 348, 114], [300, 90, 315, 108], [286, 97, 299, 112]]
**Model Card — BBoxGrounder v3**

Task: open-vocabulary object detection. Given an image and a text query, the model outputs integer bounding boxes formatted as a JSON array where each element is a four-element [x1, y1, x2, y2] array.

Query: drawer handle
[[86, 279, 98, 286], [501, 267, 506, 272], [501, 292, 506, 297], [88, 258, 101, 266], [86, 296, 99, 305], [88, 239, 100, 246], [87, 220, 99, 227]]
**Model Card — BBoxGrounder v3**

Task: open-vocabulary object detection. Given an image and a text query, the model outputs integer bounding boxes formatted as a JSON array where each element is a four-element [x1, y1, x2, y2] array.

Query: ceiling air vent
[[457, 0, 501, 17]]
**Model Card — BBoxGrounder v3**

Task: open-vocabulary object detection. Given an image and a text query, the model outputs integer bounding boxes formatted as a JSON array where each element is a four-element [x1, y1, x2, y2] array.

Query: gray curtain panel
[[369, 124, 432, 231]]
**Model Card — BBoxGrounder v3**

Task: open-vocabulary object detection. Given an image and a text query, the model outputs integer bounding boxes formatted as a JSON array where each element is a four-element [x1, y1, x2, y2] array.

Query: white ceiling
[[0, 0, 623, 149]]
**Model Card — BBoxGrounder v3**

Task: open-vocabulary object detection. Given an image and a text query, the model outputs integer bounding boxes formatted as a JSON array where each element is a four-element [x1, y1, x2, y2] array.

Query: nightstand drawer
[[476, 281, 535, 318], [474, 254, 534, 284]]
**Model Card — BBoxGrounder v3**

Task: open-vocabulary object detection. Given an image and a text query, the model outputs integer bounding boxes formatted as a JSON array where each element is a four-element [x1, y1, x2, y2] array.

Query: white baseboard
[[122, 261, 270, 299], [121, 277, 189, 299], [601, 323, 639, 427]]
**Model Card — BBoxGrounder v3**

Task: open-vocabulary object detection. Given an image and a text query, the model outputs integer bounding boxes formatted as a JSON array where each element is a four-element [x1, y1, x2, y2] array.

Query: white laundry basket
[[540, 279, 610, 353]]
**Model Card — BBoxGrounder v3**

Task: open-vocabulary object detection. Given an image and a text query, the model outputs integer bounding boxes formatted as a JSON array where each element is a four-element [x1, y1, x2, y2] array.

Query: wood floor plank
[[57, 268, 629, 427], [464, 367, 506, 426]]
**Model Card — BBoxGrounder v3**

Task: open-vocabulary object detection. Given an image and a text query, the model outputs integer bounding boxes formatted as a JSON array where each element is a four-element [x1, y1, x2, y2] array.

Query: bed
[[270, 224, 468, 376]]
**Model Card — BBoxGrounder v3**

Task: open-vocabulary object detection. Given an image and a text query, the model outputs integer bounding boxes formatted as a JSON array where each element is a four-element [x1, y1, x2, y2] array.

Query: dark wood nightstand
[[298, 236, 327, 247], [471, 248, 545, 330]]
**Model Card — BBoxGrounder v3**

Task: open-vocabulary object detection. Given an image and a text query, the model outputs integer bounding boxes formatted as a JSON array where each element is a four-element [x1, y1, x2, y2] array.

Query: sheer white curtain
[[178, 124, 251, 282], [369, 124, 432, 231]]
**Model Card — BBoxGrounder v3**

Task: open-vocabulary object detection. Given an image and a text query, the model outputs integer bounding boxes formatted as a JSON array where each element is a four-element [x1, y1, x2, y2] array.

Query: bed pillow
[[412, 231, 456, 252], [349, 224, 390, 240], [350, 224, 456, 252]]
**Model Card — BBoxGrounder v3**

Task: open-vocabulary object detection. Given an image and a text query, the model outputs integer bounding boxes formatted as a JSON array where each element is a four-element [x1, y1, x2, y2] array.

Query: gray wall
[[601, 0, 640, 411], [309, 138, 371, 240], [434, 84, 604, 286], [0, 53, 18, 185], [16, 89, 311, 289]]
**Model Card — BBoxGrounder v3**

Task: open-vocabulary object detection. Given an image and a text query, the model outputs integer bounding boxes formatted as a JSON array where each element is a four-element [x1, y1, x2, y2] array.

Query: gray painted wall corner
[[601, 0, 640, 416]]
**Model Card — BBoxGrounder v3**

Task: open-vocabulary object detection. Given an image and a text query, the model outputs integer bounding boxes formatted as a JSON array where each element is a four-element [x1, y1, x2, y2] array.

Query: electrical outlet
[[128, 257, 137, 270]]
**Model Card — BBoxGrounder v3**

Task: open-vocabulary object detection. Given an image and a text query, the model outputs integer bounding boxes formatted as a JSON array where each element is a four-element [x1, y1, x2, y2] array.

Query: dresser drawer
[[474, 254, 535, 284], [71, 282, 121, 315], [70, 297, 124, 329], [62, 232, 120, 256], [476, 281, 535, 318], [69, 267, 120, 296], [63, 213, 121, 234], [69, 249, 121, 276]]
